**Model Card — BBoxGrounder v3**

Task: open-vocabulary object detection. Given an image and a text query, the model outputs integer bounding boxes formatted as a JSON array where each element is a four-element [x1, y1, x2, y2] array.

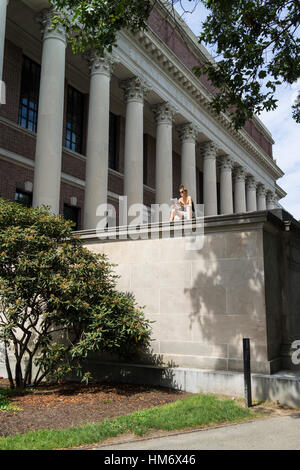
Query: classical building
[[0, 0, 286, 228], [1, 0, 300, 403]]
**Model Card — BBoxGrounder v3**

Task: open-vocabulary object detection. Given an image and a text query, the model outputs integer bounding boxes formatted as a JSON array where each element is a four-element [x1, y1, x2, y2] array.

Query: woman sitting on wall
[[170, 185, 193, 221]]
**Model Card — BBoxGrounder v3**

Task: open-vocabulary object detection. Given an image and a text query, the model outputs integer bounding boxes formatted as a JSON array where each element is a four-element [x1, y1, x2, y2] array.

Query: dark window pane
[[15, 191, 32, 208], [64, 204, 79, 230], [64, 85, 84, 154], [28, 121, 34, 132], [109, 112, 118, 170], [199, 171, 203, 204], [18, 56, 41, 133], [143, 134, 148, 185]]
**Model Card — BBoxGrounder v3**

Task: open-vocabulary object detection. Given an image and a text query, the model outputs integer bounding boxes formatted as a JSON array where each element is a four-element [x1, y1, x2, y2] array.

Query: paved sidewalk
[[87, 414, 300, 450]]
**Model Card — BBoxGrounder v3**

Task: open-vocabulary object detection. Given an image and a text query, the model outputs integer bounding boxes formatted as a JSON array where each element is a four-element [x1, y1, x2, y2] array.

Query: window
[[65, 85, 84, 154], [199, 171, 204, 204], [63, 204, 79, 231], [18, 56, 41, 132], [109, 112, 118, 170], [143, 134, 148, 185], [15, 190, 32, 208]]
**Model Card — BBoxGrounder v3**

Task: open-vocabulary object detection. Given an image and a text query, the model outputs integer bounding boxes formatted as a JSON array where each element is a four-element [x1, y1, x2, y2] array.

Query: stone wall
[[79, 211, 300, 375]]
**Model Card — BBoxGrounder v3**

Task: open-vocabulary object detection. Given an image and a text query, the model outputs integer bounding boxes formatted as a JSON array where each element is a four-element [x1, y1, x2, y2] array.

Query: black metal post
[[243, 338, 252, 407]]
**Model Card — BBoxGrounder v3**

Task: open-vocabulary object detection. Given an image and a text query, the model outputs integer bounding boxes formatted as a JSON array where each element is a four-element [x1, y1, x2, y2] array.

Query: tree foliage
[[0, 200, 152, 389], [48, 0, 299, 129], [193, 0, 300, 128], [49, 0, 152, 54]]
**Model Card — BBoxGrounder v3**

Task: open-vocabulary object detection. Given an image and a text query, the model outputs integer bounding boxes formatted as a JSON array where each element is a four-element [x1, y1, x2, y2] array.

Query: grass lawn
[[0, 392, 258, 450]]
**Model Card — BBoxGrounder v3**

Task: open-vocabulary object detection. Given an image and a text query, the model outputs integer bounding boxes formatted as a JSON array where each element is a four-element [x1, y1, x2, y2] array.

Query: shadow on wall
[[183, 231, 268, 373], [67, 348, 181, 390], [252, 373, 300, 409]]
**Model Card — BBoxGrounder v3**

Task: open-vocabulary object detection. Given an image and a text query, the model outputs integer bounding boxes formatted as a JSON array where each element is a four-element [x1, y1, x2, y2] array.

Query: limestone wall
[[82, 213, 281, 374]]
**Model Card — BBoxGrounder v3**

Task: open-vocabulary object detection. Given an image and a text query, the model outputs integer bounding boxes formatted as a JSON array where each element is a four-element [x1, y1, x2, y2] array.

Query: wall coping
[[76, 210, 296, 244]]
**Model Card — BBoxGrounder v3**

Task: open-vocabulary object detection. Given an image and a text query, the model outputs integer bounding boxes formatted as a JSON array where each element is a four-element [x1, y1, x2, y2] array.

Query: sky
[[174, 0, 300, 220]]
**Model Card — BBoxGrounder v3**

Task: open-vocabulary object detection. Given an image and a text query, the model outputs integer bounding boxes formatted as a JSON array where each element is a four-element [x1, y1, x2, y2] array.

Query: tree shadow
[[183, 230, 267, 373]]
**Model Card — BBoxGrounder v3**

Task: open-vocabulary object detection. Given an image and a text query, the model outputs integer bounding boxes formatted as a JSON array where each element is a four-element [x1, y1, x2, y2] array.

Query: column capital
[[86, 51, 114, 77], [246, 175, 257, 189], [120, 76, 150, 104], [152, 102, 176, 124], [266, 190, 276, 202], [177, 122, 198, 143], [257, 183, 266, 197], [200, 141, 219, 159], [218, 155, 234, 171], [233, 166, 246, 182], [266, 190, 278, 209], [36, 8, 66, 45]]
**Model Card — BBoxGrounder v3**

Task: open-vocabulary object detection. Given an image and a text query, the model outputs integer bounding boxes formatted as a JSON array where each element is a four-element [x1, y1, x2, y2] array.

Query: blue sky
[[174, 0, 300, 220]]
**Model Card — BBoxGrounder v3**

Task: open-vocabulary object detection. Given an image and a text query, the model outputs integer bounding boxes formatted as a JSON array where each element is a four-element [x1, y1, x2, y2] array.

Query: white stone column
[[201, 141, 218, 216], [0, 0, 8, 83], [257, 184, 267, 211], [266, 191, 277, 210], [153, 102, 175, 219], [246, 175, 257, 212], [219, 155, 234, 214], [120, 77, 149, 222], [84, 53, 113, 230], [233, 166, 247, 213], [33, 9, 66, 214], [178, 123, 198, 206]]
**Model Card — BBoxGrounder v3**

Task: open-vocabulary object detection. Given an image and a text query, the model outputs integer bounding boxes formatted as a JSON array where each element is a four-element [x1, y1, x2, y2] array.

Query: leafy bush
[[0, 199, 152, 389]]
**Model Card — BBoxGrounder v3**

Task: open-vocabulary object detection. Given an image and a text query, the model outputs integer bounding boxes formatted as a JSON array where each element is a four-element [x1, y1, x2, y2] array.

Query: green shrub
[[0, 199, 152, 389]]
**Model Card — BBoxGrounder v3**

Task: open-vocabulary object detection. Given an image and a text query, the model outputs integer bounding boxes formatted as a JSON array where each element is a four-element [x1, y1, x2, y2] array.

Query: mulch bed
[[0, 379, 190, 437]]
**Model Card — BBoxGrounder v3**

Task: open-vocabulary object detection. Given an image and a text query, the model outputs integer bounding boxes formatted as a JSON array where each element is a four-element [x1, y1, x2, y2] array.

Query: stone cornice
[[130, 27, 283, 182], [275, 183, 287, 200]]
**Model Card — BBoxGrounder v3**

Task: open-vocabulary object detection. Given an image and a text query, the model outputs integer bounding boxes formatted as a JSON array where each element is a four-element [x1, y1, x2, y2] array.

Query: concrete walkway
[[88, 414, 300, 450]]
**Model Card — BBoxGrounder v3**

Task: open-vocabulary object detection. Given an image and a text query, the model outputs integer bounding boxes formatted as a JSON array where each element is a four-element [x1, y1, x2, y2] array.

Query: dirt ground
[[0, 379, 191, 437], [0, 378, 297, 439]]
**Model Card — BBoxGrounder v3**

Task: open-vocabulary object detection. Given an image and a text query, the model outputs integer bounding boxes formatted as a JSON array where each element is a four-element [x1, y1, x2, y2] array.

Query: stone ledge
[[75, 210, 287, 243]]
